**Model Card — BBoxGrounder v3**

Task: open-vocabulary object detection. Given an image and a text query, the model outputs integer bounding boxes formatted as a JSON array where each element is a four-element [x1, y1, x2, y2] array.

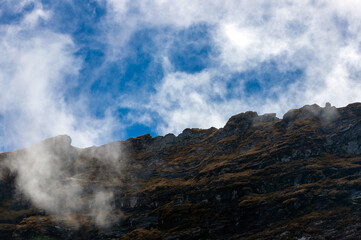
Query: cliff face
[[2, 103, 361, 239]]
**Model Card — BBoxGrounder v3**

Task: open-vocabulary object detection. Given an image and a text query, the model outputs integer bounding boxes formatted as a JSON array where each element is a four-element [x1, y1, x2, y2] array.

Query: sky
[[1, 0, 361, 152]]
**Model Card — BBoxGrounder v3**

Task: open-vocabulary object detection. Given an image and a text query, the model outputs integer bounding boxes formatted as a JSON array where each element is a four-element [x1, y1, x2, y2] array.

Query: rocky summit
[[2, 103, 361, 239]]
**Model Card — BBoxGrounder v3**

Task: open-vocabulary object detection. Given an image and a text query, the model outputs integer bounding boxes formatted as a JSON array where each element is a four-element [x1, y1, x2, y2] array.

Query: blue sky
[[1, 0, 361, 151]]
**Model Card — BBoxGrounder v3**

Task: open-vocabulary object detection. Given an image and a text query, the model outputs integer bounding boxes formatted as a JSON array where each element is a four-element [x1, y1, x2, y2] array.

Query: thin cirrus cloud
[[2, 0, 361, 151]]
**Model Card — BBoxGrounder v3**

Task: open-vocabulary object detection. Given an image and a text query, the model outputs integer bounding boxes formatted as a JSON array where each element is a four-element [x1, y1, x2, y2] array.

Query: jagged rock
[[3, 103, 361, 239], [253, 113, 278, 123]]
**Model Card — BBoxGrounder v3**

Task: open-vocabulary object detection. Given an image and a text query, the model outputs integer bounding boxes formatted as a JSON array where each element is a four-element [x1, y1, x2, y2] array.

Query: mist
[[1, 135, 126, 228]]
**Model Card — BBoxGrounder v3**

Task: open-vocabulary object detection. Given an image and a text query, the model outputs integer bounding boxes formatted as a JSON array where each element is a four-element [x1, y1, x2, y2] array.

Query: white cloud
[[104, 0, 361, 135], [0, 2, 115, 151], [23, 7, 50, 26], [136, 70, 247, 134], [5, 0, 361, 144], [215, 23, 289, 71]]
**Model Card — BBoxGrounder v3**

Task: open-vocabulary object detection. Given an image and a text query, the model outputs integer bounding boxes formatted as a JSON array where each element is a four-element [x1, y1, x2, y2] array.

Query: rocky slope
[[2, 103, 361, 239]]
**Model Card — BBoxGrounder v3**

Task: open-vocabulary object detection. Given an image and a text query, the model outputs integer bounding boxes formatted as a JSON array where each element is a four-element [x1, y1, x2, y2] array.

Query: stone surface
[[1, 103, 361, 239]]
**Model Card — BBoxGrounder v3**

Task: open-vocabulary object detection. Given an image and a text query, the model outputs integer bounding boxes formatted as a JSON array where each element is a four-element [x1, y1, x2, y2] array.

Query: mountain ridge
[[1, 102, 361, 239]]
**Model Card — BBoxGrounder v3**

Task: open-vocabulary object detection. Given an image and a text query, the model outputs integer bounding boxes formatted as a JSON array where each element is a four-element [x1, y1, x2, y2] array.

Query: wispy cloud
[[3, 0, 361, 146], [0, 1, 116, 151], [105, 0, 361, 135]]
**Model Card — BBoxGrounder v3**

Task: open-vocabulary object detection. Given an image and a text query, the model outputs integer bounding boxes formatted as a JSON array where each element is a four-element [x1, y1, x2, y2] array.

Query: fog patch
[[321, 102, 339, 123], [90, 191, 115, 227], [2, 135, 126, 228]]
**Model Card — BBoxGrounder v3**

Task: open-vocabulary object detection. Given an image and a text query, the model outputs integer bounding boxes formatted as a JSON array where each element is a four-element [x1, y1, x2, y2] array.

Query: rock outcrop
[[2, 103, 361, 239]]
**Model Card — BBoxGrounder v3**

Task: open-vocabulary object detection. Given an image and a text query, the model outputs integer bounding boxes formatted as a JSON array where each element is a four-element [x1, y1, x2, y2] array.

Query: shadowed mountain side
[[2, 103, 361, 239]]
